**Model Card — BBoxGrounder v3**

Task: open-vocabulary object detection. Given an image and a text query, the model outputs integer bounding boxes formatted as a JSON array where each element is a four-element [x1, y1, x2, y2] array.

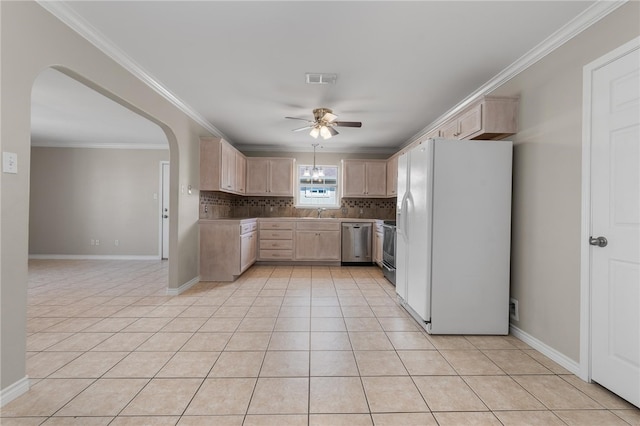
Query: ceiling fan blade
[[285, 116, 313, 122], [292, 125, 314, 132], [334, 121, 362, 128], [322, 112, 338, 123], [328, 126, 339, 136]]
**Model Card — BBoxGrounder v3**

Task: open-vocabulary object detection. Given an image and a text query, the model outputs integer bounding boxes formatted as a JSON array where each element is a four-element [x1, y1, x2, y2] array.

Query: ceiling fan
[[286, 108, 362, 139]]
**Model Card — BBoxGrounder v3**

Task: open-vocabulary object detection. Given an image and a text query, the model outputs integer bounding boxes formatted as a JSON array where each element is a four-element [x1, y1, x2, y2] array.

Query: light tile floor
[[2, 259, 639, 425]]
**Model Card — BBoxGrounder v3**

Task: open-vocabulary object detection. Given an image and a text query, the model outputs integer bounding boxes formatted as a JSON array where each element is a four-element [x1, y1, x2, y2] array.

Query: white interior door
[[589, 40, 639, 407], [161, 162, 170, 259]]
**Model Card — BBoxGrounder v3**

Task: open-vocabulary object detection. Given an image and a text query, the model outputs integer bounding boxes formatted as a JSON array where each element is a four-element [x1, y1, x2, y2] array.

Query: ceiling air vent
[[305, 73, 337, 85]]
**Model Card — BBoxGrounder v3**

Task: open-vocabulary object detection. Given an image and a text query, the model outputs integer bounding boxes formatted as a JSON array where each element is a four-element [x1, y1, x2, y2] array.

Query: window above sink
[[296, 164, 340, 208]]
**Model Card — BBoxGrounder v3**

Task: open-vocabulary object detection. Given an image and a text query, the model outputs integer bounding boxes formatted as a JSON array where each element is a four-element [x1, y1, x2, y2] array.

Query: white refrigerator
[[396, 138, 513, 334]]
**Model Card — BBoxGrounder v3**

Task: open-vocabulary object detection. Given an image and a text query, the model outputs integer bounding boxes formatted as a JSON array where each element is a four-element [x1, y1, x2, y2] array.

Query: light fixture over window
[[310, 143, 323, 181]]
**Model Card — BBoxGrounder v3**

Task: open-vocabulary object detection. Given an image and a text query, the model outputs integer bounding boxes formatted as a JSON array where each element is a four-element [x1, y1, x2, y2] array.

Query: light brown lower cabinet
[[258, 220, 295, 261], [374, 226, 383, 267], [200, 219, 257, 281], [294, 221, 341, 261]]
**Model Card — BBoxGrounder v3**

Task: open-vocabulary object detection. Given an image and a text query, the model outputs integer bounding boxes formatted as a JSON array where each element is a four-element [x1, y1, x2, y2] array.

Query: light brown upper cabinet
[[235, 152, 246, 194], [386, 155, 398, 197], [438, 96, 519, 141], [200, 137, 246, 195], [342, 160, 387, 198], [245, 157, 295, 196]]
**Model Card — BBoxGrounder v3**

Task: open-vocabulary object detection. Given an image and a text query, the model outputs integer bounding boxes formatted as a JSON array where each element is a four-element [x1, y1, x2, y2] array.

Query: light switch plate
[[3, 152, 18, 174]]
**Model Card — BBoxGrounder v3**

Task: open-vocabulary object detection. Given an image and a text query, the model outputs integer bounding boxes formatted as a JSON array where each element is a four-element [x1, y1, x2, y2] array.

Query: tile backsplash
[[200, 191, 396, 220]]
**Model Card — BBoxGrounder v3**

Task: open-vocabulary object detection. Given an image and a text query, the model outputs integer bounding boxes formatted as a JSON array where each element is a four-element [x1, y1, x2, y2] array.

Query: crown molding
[[403, 0, 628, 148], [31, 140, 169, 150], [36, 1, 227, 141], [235, 144, 397, 155]]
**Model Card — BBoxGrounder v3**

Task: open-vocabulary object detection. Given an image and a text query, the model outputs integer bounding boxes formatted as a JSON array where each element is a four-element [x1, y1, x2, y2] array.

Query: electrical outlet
[[509, 297, 519, 321], [95, 239, 100, 246]]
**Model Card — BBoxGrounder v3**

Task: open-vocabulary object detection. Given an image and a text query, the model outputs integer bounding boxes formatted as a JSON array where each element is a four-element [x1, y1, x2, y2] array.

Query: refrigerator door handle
[[397, 193, 408, 232], [405, 192, 414, 238]]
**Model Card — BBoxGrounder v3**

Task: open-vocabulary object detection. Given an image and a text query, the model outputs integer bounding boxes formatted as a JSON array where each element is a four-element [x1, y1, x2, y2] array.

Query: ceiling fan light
[[320, 125, 332, 139], [322, 112, 338, 123], [309, 127, 320, 138]]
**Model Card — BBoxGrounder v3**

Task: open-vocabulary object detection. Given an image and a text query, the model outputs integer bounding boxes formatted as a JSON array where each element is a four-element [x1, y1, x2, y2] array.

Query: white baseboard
[[29, 254, 161, 261], [510, 324, 580, 375], [1, 376, 30, 407], [166, 275, 200, 296]]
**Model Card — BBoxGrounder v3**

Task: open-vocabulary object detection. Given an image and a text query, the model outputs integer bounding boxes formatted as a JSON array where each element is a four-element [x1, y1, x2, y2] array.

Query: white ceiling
[[34, 1, 599, 153], [32, 68, 168, 149]]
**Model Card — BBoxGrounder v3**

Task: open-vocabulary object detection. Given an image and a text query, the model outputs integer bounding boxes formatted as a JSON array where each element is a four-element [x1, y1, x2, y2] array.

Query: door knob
[[589, 236, 608, 247]]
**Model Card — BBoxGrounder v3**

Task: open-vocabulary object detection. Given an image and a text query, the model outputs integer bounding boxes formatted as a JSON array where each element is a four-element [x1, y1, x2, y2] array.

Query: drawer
[[260, 230, 293, 240], [260, 239, 293, 250], [259, 249, 293, 260], [296, 221, 340, 231], [260, 221, 294, 230], [240, 222, 258, 234]]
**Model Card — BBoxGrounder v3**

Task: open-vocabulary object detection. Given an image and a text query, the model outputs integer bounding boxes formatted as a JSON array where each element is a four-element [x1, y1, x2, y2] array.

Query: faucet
[[317, 207, 326, 218]]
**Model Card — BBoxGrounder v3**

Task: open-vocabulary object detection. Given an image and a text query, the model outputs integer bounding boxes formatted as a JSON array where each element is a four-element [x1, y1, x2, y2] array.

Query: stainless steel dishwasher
[[341, 222, 372, 264]]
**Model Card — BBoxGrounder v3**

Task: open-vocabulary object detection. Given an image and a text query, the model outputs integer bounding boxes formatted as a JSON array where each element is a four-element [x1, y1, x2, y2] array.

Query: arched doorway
[[30, 67, 171, 261]]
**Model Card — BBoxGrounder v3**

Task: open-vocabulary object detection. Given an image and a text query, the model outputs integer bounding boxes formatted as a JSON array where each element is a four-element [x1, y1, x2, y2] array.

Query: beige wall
[[30, 147, 169, 256], [0, 2, 209, 391], [490, 3, 640, 361]]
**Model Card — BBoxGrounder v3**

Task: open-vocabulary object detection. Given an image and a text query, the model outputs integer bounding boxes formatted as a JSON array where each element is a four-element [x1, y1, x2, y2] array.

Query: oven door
[[382, 224, 396, 285], [382, 261, 396, 285]]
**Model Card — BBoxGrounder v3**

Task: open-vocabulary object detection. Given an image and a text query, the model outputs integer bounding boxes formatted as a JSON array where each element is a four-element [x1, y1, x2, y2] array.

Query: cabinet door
[[425, 128, 443, 139], [386, 156, 398, 197], [441, 119, 459, 139], [373, 231, 379, 265], [268, 158, 294, 196], [457, 103, 483, 139], [236, 153, 246, 194], [295, 230, 340, 260], [220, 141, 236, 191], [365, 162, 387, 196], [200, 139, 217, 191], [315, 230, 341, 260], [294, 231, 319, 260], [240, 231, 256, 272], [376, 231, 384, 266], [343, 161, 366, 197], [246, 158, 269, 194]]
